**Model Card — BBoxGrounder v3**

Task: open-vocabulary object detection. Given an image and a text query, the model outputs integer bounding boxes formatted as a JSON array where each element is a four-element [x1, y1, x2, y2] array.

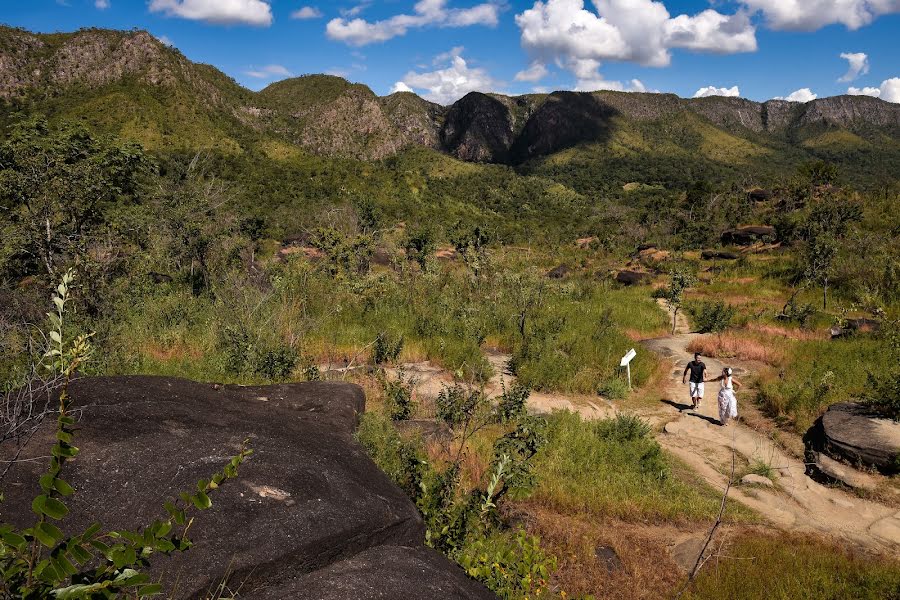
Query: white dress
[[717, 376, 738, 424]]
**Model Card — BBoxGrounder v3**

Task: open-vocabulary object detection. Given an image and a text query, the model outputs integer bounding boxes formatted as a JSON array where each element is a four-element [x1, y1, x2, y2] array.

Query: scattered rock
[[594, 545, 623, 573], [740, 474, 775, 487], [547, 264, 571, 279], [638, 247, 671, 262], [721, 226, 776, 246], [671, 537, 706, 572], [0, 376, 492, 598], [615, 270, 650, 285], [814, 452, 878, 491], [819, 402, 900, 474], [747, 188, 773, 202], [701, 250, 740, 260]]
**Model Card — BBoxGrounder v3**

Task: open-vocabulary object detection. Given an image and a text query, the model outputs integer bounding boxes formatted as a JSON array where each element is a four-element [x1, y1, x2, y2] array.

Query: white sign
[[620, 348, 637, 367]]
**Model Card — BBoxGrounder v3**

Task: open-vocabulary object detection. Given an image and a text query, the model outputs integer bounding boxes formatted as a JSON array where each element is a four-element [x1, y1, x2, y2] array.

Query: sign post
[[620, 348, 636, 390]]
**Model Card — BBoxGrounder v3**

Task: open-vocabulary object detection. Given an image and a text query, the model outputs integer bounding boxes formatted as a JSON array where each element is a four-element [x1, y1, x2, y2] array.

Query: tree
[[803, 232, 838, 310], [0, 119, 147, 279], [664, 267, 697, 334]]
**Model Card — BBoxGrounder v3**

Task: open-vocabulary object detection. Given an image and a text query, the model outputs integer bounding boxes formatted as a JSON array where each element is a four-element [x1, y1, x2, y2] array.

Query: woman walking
[[707, 367, 742, 426]]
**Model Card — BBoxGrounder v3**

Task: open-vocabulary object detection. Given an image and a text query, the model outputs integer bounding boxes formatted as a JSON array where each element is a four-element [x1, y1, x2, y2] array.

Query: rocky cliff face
[[2, 25, 899, 165]]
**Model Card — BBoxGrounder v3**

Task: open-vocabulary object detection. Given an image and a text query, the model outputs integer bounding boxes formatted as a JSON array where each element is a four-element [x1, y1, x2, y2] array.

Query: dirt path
[[388, 300, 900, 552], [641, 299, 900, 551]]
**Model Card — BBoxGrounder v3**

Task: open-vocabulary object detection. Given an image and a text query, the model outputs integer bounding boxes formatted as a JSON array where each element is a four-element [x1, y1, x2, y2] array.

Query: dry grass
[[686, 333, 785, 366], [744, 323, 827, 341], [143, 341, 203, 362], [523, 508, 688, 599]]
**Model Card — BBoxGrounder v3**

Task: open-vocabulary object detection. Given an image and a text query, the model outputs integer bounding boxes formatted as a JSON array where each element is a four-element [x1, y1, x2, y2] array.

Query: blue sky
[[2, 1, 899, 105]]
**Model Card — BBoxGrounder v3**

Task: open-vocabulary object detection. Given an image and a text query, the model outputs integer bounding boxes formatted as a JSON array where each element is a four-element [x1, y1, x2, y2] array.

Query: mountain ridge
[[1, 25, 899, 181]]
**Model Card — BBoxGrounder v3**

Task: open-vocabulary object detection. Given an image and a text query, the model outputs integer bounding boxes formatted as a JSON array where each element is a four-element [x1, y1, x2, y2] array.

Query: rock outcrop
[[721, 225, 776, 246], [0, 376, 494, 599], [817, 402, 900, 474]]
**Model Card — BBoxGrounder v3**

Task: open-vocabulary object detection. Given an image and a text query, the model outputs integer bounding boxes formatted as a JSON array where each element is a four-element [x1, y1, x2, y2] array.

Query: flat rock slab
[[821, 402, 900, 473], [0, 376, 493, 599]]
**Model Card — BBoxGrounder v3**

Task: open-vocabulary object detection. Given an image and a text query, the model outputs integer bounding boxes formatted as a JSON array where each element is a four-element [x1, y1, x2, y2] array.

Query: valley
[[1, 24, 899, 600]]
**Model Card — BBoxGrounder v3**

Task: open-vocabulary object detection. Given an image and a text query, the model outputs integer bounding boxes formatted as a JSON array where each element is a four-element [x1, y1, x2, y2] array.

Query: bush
[[863, 370, 900, 421], [689, 300, 736, 333], [598, 377, 629, 399], [372, 331, 404, 365], [381, 369, 416, 421], [456, 530, 557, 600]]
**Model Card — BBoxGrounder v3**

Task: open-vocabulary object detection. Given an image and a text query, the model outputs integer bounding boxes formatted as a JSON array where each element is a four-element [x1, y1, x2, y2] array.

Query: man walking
[[682, 352, 707, 410]]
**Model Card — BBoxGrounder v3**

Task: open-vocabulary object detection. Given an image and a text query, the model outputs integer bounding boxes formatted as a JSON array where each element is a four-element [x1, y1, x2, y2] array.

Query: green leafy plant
[[0, 270, 253, 598], [690, 300, 737, 334], [380, 368, 416, 421], [456, 529, 557, 600], [372, 331, 404, 365]]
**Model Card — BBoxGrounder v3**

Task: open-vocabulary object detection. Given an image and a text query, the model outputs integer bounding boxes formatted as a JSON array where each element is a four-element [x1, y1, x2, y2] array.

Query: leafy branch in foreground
[[0, 270, 253, 598]]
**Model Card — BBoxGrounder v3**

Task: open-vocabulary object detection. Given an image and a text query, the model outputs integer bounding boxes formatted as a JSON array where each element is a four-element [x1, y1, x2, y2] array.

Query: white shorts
[[689, 382, 704, 398]]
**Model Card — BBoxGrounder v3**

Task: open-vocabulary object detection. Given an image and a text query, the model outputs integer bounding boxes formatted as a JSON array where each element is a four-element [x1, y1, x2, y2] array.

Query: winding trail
[[393, 301, 900, 553], [642, 323, 900, 552]]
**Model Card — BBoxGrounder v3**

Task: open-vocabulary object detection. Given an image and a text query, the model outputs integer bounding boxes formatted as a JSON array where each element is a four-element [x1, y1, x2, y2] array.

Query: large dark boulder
[[819, 402, 900, 473], [720, 225, 776, 246], [0, 376, 494, 599], [615, 270, 650, 285]]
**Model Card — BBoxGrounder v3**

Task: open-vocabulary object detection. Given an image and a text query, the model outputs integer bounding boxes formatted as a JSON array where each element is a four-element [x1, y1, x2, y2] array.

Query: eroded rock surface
[[819, 402, 900, 473], [0, 376, 494, 599]]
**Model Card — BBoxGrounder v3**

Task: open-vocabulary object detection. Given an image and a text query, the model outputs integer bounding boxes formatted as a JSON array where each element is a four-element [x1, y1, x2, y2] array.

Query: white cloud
[[291, 6, 322, 19], [155, 34, 175, 46], [838, 52, 869, 82], [392, 47, 499, 104], [849, 77, 900, 102], [148, 0, 273, 26], [881, 78, 900, 102], [515, 62, 549, 82], [245, 64, 292, 79], [390, 81, 415, 93], [95, 0, 110, 8], [693, 85, 740, 98], [775, 88, 818, 102], [326, 0, 501, 46], [740, 0, 900, 31], [514, 0, 756, 90]]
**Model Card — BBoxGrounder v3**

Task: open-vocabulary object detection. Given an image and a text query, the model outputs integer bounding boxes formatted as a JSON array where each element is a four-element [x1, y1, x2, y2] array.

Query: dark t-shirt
[[687, 360, 706, 383]]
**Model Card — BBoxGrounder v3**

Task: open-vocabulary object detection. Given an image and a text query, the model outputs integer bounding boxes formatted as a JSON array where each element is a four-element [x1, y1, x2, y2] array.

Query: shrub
[[863, 370, 900, 421], [372, 331, 404, 365], [598, 378, 629, 399], [456, 530, 557, 600], [689, 300, 736, 333], [381, 369, 416, 421]]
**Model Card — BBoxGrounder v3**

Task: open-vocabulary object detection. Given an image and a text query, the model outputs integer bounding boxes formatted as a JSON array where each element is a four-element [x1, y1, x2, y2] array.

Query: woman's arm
[[732, 378, 742, 389], [704, 375, 723, 383]]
